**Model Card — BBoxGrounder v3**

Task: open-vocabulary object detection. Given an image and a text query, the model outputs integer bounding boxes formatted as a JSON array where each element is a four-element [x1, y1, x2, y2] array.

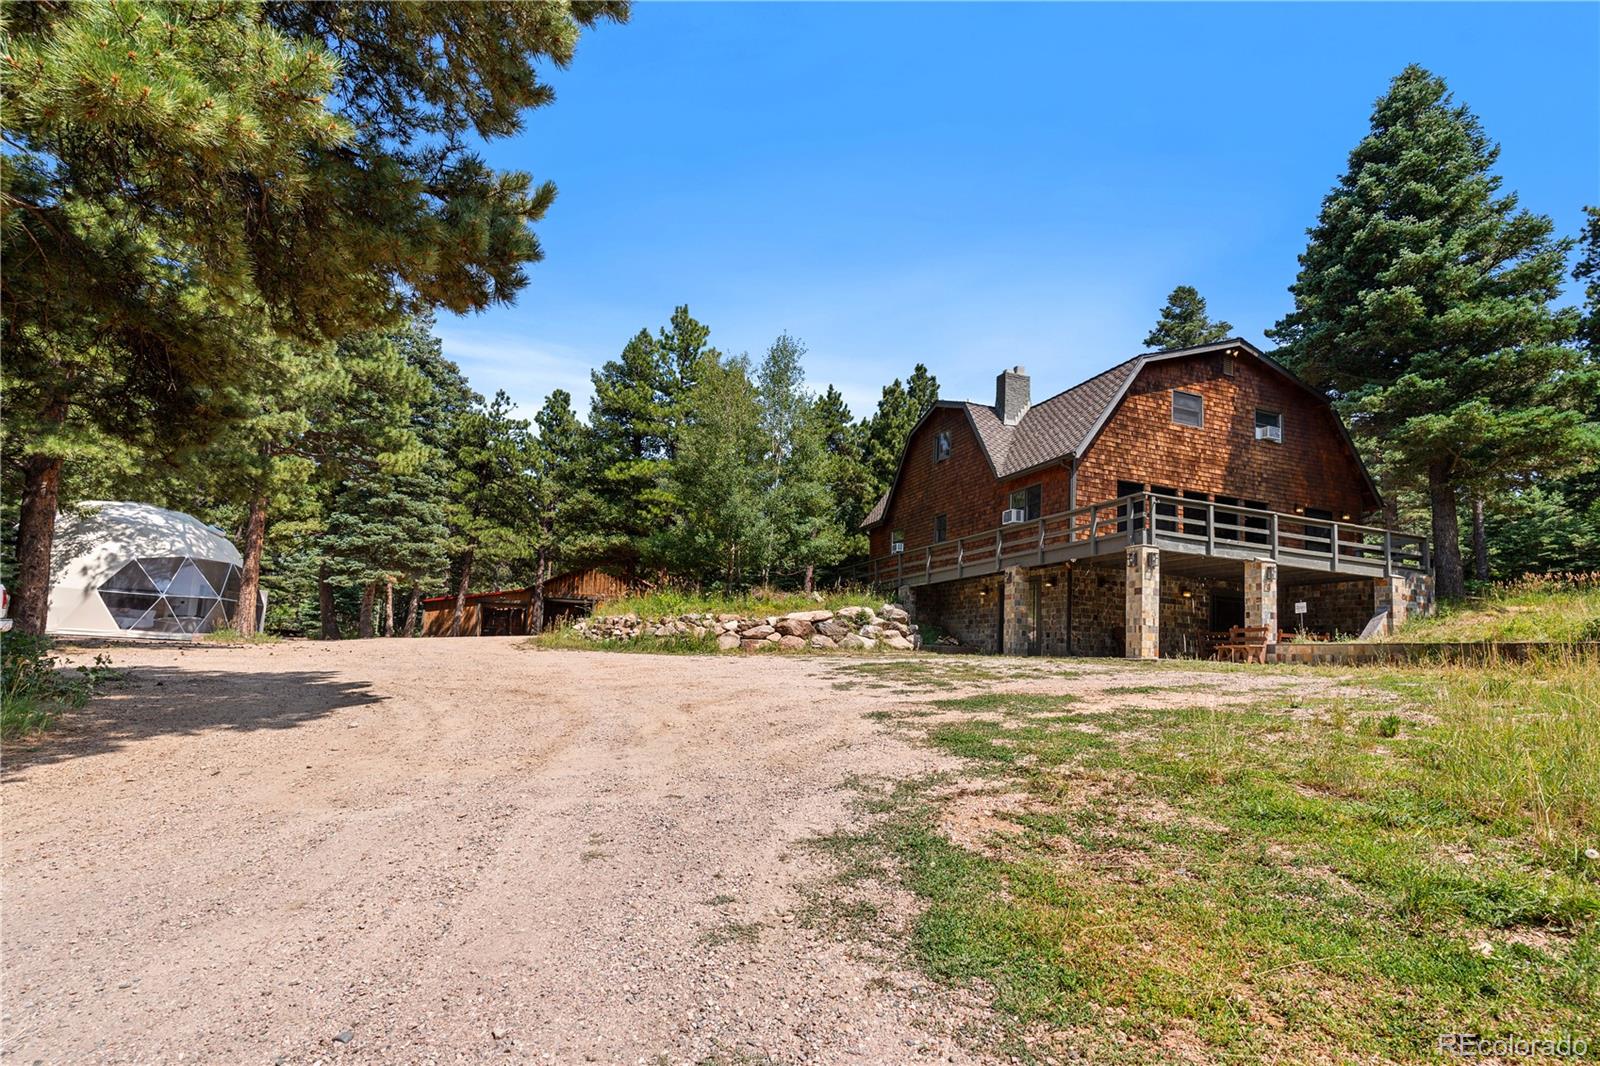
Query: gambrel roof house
[[861, 339, 1431, 659]]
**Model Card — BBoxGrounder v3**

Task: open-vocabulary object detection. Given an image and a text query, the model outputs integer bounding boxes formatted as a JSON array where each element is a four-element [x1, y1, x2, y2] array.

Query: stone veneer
[[906, 558, 1435, 658]]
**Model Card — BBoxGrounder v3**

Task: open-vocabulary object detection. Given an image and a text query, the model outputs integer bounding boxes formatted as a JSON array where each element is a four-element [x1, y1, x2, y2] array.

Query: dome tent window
[[97, 556, 253, 635]]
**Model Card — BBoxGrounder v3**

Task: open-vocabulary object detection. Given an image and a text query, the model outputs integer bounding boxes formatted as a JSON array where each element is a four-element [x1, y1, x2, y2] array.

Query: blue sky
[[436, 2, 1600, 421]]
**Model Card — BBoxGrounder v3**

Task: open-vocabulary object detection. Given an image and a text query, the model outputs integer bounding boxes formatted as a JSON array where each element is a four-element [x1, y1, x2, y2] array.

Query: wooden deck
[[865, 493, 1429, 590]]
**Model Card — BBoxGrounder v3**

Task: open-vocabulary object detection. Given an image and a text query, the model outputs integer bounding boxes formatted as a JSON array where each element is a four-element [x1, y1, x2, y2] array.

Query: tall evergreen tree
[[864, 365, 940, 498], [813, 386, 875, 559], [1267, 66, 1593, 599], [1143, 286, 1233, 350]]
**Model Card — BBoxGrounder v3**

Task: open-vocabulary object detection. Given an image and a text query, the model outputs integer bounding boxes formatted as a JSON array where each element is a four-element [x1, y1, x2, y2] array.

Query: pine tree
[[0, 1, 627, 633], [813, 387, 876, 560], [864, 366, 940, 498], [1143, 286, 1233, 350], [1267, 66, 1594, 599]]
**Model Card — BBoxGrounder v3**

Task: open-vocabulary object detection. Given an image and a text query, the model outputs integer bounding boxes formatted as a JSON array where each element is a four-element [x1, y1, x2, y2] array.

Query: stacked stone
[[572, 604, 918, 652]]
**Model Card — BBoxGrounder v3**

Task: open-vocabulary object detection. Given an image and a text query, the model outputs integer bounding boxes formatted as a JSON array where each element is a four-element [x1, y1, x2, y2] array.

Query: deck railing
[[861, 493, 1429, 589]]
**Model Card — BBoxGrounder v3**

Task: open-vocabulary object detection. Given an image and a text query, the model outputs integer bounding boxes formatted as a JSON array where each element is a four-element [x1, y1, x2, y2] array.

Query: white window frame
[[890, 529, 905, 553], [1254, 408, 1283, 442], [1171, 389, 1204, 428]]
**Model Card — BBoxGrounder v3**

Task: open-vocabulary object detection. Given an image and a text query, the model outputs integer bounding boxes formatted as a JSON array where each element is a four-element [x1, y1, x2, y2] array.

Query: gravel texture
[[2, 639, 987, 1065]]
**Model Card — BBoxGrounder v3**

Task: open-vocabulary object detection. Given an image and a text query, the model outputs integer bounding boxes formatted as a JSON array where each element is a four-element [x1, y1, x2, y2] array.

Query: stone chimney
[[995, 366, 1030, 426]]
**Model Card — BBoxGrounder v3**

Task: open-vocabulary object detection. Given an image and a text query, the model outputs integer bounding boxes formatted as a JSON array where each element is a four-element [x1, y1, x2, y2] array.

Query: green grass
[[591, 583, 886, 620], [2, 634, 119, 740], [1379, 572, 1600, 644], [814, 659, 1600, 1063]]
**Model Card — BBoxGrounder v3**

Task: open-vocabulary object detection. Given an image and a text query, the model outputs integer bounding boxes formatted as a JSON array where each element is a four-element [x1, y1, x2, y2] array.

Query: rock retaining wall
[[572, 604, 919, 652]]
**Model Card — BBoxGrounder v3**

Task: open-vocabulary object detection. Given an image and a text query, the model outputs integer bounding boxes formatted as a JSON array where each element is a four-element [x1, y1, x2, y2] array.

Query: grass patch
[[591, 583, 886, 620], [1378, 572, 1600, 643], [2, 634, 119, 739], [812, 658, 1600, 1063], [698, 920, 763, 948]]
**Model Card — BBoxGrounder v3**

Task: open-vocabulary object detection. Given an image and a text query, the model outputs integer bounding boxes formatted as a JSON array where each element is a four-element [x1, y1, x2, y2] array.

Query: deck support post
[[1002, 566, 1032, 656], [1244, 559, 1279, 644], [1124, 546, 1160, 660], [1373, 575, 1409, 635]]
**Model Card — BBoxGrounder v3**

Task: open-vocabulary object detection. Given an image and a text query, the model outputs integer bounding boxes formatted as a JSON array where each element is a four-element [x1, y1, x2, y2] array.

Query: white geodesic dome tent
[[47, 501, 265, 640]]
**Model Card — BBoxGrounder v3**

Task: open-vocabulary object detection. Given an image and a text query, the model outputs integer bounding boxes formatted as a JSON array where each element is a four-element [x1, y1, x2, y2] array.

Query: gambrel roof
[[862, 339, 1379, 528]]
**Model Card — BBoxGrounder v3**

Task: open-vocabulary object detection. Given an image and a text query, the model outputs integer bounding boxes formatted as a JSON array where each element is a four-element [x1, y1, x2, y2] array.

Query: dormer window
[[934, 430, 951, 462], [1172, 390, 1204, 428]]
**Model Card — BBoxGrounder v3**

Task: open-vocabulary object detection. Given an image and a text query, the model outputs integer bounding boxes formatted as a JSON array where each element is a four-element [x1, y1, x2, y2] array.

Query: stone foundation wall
[[574, 605, 917, 651], [1280, 578, 1373, 639]]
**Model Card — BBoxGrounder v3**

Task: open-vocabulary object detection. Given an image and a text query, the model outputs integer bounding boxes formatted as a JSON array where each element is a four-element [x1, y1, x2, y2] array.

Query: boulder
[[880, 604, 910, 624], [742, 623, 775, 639], [775, 617, 815, 638], [835, 606, 874, 623], [809, 634, 837, 650], [882, 632, 914, 651], [766, 632, 782, 642], [815, 618, 851, 640], [859, 624, 885, 640], [839, 633, 875, 650], [783, 609, 834, 623], [739, 638, 768, 652], [716, 632, 740, 651], [777, 634, 808, 650]]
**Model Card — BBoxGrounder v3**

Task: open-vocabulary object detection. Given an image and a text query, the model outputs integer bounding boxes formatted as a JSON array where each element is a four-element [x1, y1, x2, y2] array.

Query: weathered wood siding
[[545, 568, 630, 603], [1074, 352, 1375, 518]]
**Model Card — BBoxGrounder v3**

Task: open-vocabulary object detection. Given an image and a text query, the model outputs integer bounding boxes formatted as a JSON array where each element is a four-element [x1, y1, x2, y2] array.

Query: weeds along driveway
[[1, 640, 985, 1065]]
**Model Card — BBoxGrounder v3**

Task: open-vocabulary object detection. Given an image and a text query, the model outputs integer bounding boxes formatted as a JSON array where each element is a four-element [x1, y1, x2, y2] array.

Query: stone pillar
[[1002, 566, 1031, 656], [1374, 576, 1409, 634], [1244, 560, 1279, 643], [1124, 547, 1159, 659]]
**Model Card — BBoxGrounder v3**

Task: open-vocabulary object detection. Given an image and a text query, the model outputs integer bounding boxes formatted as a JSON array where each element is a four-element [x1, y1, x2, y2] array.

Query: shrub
[[1, 634, 117, 739]]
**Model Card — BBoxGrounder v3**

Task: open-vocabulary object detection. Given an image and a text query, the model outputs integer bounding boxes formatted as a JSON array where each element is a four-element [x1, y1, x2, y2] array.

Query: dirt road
[[2, 640, 981, 1065]]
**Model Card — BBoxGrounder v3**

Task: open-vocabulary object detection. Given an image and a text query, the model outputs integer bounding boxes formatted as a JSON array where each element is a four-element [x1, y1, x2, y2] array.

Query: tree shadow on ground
[[2, 666, 386, 776]]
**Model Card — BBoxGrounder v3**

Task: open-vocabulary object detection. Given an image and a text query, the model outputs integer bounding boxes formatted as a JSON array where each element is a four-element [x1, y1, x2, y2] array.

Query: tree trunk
[[450, 548, 474, 637], [804, 564, 815, 594], [358, 582, 376, 639], [384, 578, 396, 637], [403, 583, 422, 637], [1428, 463, 1465, 601], [12, 454, 64, 636], [530, 547, 547, 635], [318, 563, 340, 640], [232, 494, 268, 638], [1470, 496, 1489, 582]]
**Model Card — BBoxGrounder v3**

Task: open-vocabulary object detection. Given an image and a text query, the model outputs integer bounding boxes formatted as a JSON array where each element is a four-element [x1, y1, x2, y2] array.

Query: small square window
[[1255, 409, 1282, 442], [1172, 390, 1204, 428], [1008, 485, 1042, 520], [934, 430, 951, 461], [934, 514, 947, 543]]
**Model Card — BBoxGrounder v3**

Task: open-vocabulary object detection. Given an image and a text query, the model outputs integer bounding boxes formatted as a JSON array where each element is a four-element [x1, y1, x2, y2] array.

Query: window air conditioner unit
[[1255, 425, 1282, 442], [1001, 508, 1028, 525], [890, 542, 905, 554]]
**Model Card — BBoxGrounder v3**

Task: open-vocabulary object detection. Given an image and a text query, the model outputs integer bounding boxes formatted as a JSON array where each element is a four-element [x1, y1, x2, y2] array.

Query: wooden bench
[[1213, 625, 1272, 664]]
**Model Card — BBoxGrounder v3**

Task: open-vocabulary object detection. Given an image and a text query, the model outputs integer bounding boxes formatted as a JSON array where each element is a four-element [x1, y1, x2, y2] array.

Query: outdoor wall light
[[1181, 590, 1192, 599], [1342, 513, 1352, 520]]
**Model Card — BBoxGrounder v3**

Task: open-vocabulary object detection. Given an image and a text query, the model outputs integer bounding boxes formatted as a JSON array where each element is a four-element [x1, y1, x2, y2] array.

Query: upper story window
[[934, 514, 948, 543], [1254, 409, 1283, 442], [890, 529, 905, 553], [934, 430, 951, 461], [1008, 484, 1042, 521], [1172, 390, 1204, 428]]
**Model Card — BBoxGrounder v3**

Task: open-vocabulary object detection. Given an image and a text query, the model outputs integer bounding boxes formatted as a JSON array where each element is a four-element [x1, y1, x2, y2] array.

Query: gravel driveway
[[2, 640, 984, 1065]]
